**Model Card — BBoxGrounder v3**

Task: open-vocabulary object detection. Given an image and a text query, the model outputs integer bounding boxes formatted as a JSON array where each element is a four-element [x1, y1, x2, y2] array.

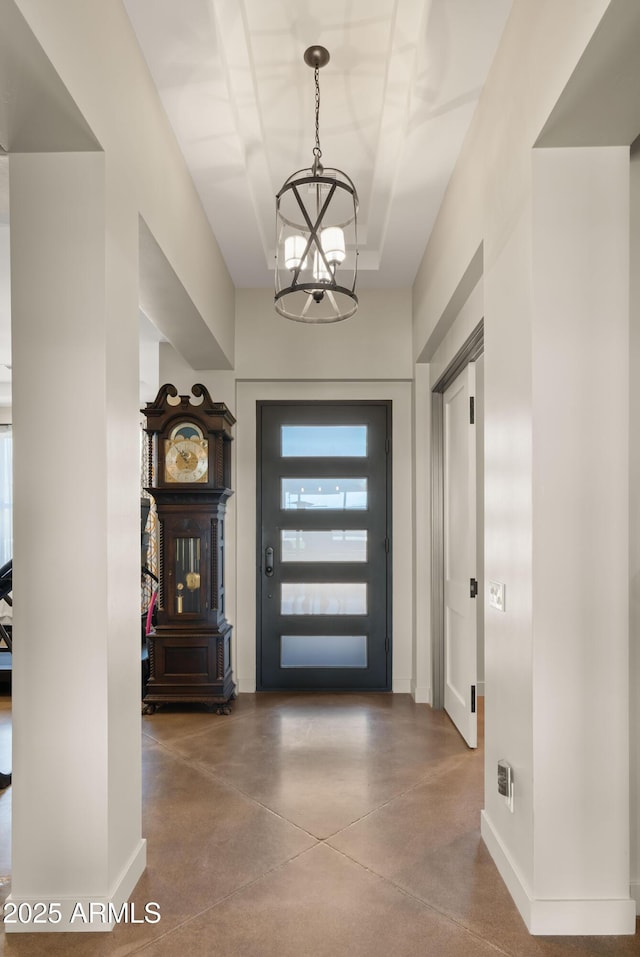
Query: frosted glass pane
[[281, 478, 367, 510], [281, 635, 367, 668], [281, 530, 367, 563], [281, 583, 367, 615], [281, 426, 367, 457]]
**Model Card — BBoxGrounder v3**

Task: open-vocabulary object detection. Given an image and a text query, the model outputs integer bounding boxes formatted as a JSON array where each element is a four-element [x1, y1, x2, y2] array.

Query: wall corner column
[[529, 145, 634, 934], [8, 151, 145, 932]]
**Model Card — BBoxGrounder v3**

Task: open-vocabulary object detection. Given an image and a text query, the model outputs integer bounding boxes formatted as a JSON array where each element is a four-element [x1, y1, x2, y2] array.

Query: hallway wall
[[0, 223, 10, 407], [411, 0, 637, 935], [629, 141, 640, 911], [235, 288, 412, 380]]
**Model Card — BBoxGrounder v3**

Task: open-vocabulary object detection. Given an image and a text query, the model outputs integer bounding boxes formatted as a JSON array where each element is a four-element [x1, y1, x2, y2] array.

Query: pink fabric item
[[145, 589, 157, 636]]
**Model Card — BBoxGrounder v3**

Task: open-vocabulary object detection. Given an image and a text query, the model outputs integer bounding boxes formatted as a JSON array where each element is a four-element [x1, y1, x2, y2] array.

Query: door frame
[[431, 321, 483, 709], [255, 399, 393, 692]]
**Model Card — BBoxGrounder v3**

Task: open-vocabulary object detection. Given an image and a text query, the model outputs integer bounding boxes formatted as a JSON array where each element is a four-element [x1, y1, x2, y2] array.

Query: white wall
[[411, 362, 431, 703], [629, 141, 640, 911], [412, 0, 637, 935], [528, 146, 629, 916], [0, 225, 11, 408], [139, 312, 161, 405], [236, 288, 413, 380], [426, 280, 484, 387], [481, 191, 535, 900]]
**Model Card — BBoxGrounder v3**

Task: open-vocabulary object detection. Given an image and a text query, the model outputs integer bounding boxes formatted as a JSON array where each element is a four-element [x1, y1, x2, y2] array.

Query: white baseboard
[[480, 811, 533, 925], [477, 680, 485, 697], [237, 678, 257, 693], [411, 683, 431, 704], [481, 812, 636, 936], [111, 838, 148, 911], [631, 881, 640, 915], [392, 678, 412, 694], [5, 839, 147, 933]]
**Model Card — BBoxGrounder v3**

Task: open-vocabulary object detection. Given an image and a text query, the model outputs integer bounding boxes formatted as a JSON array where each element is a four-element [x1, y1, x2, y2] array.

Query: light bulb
[[284, 235, 308, 271], [320, 226, 345, 266]]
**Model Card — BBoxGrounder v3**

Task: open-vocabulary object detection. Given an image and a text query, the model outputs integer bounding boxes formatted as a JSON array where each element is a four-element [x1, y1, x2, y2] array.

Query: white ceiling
[[0, 0, 513, 406], [122, 0, 513, 289]]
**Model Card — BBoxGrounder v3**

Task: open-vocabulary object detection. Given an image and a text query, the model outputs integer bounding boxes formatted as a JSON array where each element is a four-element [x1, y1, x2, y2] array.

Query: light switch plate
[[489, 580, 505, 612], [498, 760, 514, 812]]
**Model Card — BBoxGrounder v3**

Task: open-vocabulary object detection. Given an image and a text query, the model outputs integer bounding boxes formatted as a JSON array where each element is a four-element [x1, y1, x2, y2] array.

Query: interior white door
[[443, 363, 477, 748]]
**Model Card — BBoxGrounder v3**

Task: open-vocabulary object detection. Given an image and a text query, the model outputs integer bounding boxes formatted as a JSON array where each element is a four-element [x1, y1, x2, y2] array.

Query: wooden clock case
[[142, 383, 236, 713]]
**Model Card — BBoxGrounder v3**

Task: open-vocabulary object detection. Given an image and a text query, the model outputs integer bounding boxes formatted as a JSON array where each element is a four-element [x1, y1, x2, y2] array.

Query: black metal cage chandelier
[[274, 46, 359, 323]]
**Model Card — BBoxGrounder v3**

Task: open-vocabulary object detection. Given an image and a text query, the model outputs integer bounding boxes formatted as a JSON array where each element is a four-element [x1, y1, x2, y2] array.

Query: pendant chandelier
[[274, 46, 359, 323]]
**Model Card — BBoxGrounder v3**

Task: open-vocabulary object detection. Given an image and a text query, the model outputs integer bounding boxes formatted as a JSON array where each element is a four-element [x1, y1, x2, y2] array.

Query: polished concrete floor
[[0, 691, 637, 955]]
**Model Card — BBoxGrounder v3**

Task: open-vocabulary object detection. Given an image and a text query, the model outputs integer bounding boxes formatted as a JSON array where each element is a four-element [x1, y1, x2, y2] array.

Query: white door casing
[[443, 363, 477, 748]]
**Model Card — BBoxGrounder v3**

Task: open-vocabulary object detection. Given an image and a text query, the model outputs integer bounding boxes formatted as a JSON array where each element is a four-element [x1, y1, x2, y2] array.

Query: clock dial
[[164, 437, 208, 483]]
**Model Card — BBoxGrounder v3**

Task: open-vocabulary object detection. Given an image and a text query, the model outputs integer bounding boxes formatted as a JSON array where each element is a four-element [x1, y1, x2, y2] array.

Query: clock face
[[164, 425, 209, 483]]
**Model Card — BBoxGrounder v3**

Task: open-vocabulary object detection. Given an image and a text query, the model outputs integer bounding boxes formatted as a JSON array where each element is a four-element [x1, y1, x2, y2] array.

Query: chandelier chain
[[313, 66, 322, 160]]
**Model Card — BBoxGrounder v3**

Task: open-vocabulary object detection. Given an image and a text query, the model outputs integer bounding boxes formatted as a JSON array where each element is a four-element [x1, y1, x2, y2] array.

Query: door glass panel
[[175, 537, 201, 614], [281, 425, 367, 457], [281, 582, 367, 615], [281, 478, 367, 510], [281, 530, 367, 563], [281, 635, 367, 668]]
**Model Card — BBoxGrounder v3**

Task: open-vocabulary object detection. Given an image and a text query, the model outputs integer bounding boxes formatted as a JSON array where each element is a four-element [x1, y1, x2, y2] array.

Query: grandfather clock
[[142, 383, 235, 713]]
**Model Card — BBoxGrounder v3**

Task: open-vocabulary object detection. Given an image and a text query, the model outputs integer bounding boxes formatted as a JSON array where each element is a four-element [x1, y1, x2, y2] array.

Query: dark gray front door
[[257, 402, 391, 691]]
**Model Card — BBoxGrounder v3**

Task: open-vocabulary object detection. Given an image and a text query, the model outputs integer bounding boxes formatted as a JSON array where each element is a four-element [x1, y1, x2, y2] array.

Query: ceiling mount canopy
[[274, 45, 359, 323]]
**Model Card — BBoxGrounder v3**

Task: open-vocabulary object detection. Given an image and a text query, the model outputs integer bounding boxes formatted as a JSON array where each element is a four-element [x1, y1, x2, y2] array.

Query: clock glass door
[[257, 402, 391, 691], [175, 537, 201, 614]]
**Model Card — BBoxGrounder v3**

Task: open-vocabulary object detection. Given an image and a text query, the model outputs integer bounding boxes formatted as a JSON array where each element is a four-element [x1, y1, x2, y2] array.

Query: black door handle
[[265, 546, 274, 577]]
